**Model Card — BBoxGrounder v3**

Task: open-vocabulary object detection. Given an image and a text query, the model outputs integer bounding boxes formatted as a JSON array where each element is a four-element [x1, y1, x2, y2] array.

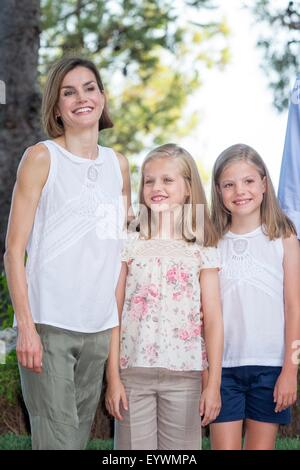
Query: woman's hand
[[105, 378, 128, 421], [17, 326, 43, 374]]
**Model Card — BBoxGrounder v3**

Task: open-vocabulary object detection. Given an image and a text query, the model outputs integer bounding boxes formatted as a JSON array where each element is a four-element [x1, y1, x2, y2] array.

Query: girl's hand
[[199, 385, 221, 427], [105, 378, 128, 420], [273, 369, 298, 413]]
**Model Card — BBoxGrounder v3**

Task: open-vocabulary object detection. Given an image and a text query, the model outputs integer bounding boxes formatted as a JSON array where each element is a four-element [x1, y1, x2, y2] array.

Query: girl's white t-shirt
[[219, 226, 285, 367], [14, 140, 124, 333]]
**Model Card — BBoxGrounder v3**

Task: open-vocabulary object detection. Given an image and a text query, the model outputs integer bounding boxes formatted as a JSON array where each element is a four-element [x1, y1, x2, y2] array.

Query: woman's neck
[[56, 127, 100, 160]]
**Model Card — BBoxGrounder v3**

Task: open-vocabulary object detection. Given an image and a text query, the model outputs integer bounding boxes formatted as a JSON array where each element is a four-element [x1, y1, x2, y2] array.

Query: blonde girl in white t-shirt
[[210, 143, 300, 450], [105, 143, 223, 450]]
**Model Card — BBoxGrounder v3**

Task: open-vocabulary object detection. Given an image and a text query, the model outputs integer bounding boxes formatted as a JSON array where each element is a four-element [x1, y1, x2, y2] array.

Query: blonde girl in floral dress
[[105, 144, 223, 450]]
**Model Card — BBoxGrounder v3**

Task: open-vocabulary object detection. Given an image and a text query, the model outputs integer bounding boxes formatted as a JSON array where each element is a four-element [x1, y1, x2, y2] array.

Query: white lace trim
[[122, 238, 220, 266], [221, 251, 264, 280], [29, 185, 124, 269]]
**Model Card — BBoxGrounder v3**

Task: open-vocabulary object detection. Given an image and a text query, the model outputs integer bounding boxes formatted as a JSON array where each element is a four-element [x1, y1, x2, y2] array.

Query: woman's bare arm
[[105, 262, 128, 419], [4, 143, 50, 373]]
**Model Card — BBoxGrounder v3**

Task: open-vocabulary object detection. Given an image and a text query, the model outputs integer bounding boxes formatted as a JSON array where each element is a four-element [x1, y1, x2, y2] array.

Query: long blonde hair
[[137, 143, 218, 246], [211, 143, 296, 240]]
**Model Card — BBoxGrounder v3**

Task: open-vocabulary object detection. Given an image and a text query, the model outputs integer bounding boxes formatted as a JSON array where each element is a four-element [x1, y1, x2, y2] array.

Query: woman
[[4, 57, 132, 450]]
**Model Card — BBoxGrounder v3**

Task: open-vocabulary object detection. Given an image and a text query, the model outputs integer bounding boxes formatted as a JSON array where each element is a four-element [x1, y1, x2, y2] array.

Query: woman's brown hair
[[42, 57, 113, 138]]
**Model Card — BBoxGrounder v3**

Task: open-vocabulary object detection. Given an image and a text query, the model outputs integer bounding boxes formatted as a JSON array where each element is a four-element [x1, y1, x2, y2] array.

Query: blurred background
[[1, 0, 300, 258], [1, 0, 300, 445]]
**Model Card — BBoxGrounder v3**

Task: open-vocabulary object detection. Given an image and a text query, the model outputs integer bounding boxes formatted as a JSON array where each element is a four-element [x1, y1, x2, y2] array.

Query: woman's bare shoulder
[[114, 151, 129, 172], [17, 142, 51, 185]]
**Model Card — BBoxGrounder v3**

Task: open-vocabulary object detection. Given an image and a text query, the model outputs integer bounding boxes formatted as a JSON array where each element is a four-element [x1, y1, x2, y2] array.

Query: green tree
[[0, 0, 44, 267], [40, 0, 229, 153], [249, 0, 300, 111], [0, 0, 229, 264]]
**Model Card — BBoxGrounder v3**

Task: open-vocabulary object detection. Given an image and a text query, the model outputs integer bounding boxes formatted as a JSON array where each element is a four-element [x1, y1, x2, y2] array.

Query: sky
[[181, 0, 290, 192]]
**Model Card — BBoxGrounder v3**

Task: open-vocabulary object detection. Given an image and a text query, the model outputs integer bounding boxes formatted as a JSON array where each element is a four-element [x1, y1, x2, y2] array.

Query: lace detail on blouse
[[218, 227, 285, 367], [35, 186, 123, 268], [221, 237, 264, 280], [122, 237, 219, 265]]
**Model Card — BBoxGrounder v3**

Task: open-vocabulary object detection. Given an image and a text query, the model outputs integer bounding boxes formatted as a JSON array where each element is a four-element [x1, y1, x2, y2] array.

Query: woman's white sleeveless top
[[219, 226, 285, 367], [18, 140, 124, 332]]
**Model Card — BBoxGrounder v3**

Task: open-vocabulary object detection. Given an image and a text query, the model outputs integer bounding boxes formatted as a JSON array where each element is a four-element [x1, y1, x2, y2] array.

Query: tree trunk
[[0, 0, 44, 269]]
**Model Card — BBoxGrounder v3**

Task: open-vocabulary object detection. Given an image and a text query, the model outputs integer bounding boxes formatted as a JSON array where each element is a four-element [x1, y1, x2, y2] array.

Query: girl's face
[[143, 158, 189, 212], [218, 160, 266, 222], [56, 66, 104, 131]]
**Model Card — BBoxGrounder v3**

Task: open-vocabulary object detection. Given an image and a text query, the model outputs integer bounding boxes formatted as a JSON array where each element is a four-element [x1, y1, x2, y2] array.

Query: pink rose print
[[179, 271, 189, 283], [144, 343, 159, 364], [129, 283, 159, 320], [177, 316, 202, 343], [131, 295, 148, 320], [148, 284, 159, 297], [166, 265, 190, 301], [192, 325, 201, 337], [179, 330, 190, 341], [120, 356, 129, 368], [166, 267, 178, 283], [173, 291, 182, 301], [202, 347, 208, 364]]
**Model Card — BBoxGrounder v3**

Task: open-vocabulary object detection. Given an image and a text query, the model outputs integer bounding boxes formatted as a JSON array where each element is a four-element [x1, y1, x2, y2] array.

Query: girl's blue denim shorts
[[213, 365, 291, 425]]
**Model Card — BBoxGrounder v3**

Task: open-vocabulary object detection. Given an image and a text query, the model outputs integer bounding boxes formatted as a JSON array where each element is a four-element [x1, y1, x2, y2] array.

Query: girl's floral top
[[120, 235, 220, 371]]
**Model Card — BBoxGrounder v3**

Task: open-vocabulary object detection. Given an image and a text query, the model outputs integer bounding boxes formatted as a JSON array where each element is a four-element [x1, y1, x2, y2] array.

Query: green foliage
[[0, 434, 300, 450], [0, 434, 31, 450], [86, 438, 114, 450], [249, 0, 300, 111], [40, 0, 229, 154], [0, 350, 20, 404], [0, 434, 114, 450], [0, 272, 13, 329]]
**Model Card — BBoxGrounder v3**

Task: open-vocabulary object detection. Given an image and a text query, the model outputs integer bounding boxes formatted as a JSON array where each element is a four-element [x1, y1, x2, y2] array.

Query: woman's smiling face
[[56, 66, 104, 131]]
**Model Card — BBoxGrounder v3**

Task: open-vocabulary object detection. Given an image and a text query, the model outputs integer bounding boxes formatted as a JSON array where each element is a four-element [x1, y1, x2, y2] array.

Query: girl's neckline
[[49, 140, 102, 164], [135, 236, 196, 244], [226, 226, 263, 238]]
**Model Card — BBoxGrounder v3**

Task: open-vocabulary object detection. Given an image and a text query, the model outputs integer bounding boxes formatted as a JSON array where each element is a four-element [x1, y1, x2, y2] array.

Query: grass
[[0, 434, 300, 450], [0, 433, 114, 450]]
